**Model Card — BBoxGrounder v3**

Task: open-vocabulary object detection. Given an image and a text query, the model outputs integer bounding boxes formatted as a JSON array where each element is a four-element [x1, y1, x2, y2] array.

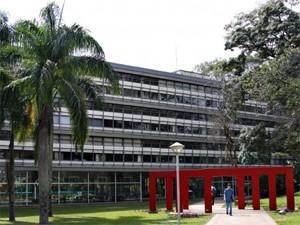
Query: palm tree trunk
[[48, 108, 53, 217], [7, 128, 15, 222], [38, 106, 51, 224]]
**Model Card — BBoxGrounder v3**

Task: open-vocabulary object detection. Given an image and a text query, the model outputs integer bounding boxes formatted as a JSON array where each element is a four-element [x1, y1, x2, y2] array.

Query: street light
[[170, 142, 184, 225]]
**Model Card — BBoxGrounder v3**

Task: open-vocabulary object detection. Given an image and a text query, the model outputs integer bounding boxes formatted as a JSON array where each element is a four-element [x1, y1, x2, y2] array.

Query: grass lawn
[[0, 201, 212, 225], [260, 192, 300, 225]]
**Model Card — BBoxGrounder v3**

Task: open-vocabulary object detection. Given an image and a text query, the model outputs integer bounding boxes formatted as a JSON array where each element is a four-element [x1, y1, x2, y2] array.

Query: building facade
[[0, 63, 281, 205]]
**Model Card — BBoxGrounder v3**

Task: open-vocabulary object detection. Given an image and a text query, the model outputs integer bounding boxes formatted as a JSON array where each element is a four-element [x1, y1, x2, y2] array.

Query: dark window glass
[[0, 131, 10, 140], [160, 155, 169, 163], [105, 154, 114, 161], [124, 154, 133, 162], [114, 120, 123, 128], [115, 154, 123, 162], [124, 121, 132, 129], [143, 155, 151, 162], [104, 120, 113, 127], [160, 93, 167, 101], [177, 126, 184, 133], [89, 118, 103, 127], [176, 95, 183, 103]]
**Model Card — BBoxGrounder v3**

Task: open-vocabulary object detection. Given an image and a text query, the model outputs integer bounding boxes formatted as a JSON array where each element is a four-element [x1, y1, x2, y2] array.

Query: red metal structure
[[149, 166, 295, 213]]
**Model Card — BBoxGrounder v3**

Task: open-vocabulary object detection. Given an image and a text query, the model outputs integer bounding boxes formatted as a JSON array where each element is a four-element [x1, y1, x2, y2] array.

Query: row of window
[[55, 135, 225, 151], [0, 150, 222, 164], [89, 103, 212, 121], [0, 171, 143, 184], [53, 152, 221, 164], [121, 73, 220, 95], [54, 116, 224, 136], [122, 88, 219, 107], [88, 103, 276, 127]]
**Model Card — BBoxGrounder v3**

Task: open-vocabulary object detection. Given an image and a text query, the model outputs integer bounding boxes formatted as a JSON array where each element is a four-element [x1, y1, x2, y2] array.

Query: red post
[[204, 176, 212, 213], [181, 174, 189, 210], [237, 175, 245, 209], [286, 169, 295, 211], [149, 173, 157, 212], [268, 174, 277, 210], [166, 176, 173, 211], [252, 175, 260, 210]]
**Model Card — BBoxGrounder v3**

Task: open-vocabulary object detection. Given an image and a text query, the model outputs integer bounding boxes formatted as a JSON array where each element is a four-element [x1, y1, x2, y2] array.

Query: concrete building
[[0, 63, 281, 205]]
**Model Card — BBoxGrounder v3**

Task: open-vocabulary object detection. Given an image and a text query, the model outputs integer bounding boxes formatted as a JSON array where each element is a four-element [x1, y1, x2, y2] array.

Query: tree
[[224, 0, 300, 165], [248, 49, 300, 161], [224, 0, 300, 75], [195, 59, 245, 166], [238, 123, 273, 165], [0, 11, 35, 222], [9, 3, 119, 224]]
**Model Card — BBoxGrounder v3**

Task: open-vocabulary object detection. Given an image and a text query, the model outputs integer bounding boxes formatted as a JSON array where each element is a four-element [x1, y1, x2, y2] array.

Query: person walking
[[211, 185, 216, 205], [224, 183, 234, 216]]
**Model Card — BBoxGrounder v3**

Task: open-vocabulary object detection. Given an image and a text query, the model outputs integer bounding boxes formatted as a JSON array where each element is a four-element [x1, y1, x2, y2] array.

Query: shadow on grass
[[0, 202, 152, 218], [0, 214, 177, 225]]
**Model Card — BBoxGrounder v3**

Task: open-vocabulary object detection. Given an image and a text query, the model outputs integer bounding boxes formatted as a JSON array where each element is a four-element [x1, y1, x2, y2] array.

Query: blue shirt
[[224, 187, 234, 202]]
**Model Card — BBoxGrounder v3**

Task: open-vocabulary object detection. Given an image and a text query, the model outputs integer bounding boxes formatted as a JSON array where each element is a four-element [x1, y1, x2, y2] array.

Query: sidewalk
[[188, 202, 277, 225]]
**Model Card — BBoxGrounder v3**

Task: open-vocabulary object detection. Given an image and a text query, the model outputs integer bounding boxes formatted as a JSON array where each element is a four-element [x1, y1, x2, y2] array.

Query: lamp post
[[170, 142, 184, 225]]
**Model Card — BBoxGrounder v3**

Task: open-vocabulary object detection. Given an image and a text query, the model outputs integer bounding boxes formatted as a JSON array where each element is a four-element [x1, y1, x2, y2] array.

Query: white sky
[[1, 0, 268, 72]]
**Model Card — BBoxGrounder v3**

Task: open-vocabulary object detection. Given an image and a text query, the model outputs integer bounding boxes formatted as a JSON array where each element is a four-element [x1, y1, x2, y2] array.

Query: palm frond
[[57, 78, 88, 151], [38, 60, 55, 105], [64, 56, 120, 94], [0, 11, 11, 44], [14, 20, 47, 59], [75, 76, 103, 108], [0, 68, 13, 88], [53, 24, 104, 59], [40, 2, 59, 33]]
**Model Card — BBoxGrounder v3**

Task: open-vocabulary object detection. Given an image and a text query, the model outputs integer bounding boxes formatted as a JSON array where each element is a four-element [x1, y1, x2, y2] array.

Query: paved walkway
[[188, 201, 276, 225]]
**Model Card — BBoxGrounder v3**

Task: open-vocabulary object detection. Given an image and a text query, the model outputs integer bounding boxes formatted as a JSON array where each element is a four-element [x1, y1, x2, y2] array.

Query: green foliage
[[223, 0, 300, 164], [11, 2, 119, 150], [225, 0, 300, 60], [238, 123, 273, 165], [195, 59, 246, 165]]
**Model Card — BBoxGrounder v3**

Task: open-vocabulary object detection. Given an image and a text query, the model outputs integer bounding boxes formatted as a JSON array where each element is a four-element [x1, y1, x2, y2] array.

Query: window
[[53, 115, 59, 124], [115, 154, 123, 162], [0, 131, 10, 140], [105, 154, 114, 161], [124, 121, 132, 129], [89, 118, 103, 127], [124, 154, 133, 162], [60, 116, 70, 125], [160, 93, 167, 101], [114, 120, 123, 128], [143, 155, 151, 162], [104, 120, 113, 127], [183, 83, 190, 92]]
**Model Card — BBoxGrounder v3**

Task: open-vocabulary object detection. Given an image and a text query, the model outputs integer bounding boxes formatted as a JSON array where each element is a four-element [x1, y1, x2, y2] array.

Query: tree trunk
[[38, 106, 51, 224], [48, 108, 53, 217], [7, 128, 15, 222]]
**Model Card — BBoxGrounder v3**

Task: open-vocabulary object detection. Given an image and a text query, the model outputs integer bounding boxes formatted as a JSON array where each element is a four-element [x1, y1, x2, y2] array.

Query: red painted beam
[[204, 176, 212, 213], [252, 175, 260, 210], [180, 174, 189, 210], [237, 176, 245, 209], [149, 173, 157, 212], [268, 174, 277, 210], [286, 169, 295, 211], [165, 176, 173, 211]]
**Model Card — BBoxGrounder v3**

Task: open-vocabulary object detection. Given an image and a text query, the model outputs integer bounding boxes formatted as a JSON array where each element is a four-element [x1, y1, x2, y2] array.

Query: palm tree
[[0, 71, 34, 222], [10, 3, 119, 224], [0, 12, 33, 222]]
